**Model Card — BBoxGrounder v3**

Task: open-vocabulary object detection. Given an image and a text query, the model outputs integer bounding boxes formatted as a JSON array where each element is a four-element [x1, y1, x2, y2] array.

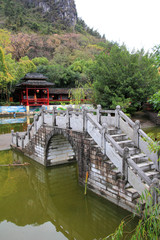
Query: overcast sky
[[74, 0, 160, 52]]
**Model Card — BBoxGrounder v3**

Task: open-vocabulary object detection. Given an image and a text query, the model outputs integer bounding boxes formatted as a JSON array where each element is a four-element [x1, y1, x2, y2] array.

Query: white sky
[[74, 0, 160, 52]]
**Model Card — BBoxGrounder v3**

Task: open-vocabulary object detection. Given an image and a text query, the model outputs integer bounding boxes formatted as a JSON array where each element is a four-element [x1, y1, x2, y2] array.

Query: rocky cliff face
[[21, 0, 77, 28]]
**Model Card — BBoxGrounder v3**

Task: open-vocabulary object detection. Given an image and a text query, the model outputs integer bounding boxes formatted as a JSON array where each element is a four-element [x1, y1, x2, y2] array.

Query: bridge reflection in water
[[0, 150, 137, 240]]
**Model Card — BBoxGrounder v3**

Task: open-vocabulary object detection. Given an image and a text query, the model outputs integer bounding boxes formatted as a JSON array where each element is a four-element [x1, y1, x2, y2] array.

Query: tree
[[0, 48, 36, 102], [0, 29, 11, 49], [88, 45, 160, 110], [69, 81, 93, 105], [148, 91, 160, 112], [32, 57, 49, 66], [152, 44, 160, 68], [0, 47, 13, 101], [10, 33, 33, 61], [37, 64, 81, 88], [104, 189, 160, 240]]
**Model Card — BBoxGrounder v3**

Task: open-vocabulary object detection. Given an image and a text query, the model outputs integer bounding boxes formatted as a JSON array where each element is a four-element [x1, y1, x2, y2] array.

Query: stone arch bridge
[[11, 105, 160, 212]]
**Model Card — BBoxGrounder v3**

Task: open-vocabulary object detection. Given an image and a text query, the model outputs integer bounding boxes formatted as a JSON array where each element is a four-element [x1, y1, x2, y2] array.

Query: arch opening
[[46, 134, 75, 166]]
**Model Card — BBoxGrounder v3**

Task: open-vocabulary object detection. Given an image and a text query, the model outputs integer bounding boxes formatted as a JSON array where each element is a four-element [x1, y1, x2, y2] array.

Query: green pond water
[[0, 150, 138, 240], [0, 117, 33, 134]]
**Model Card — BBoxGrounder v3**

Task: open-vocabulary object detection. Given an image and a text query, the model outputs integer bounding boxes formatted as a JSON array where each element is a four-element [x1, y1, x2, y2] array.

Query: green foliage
[[1, 1, 104, 38], [103, 221, 124, 240], [1, 0, 56, 33], [75, 18, 102, 39], [148, 91, 160, 112], [0, 29, 11, 49], [133, 189, 160, 240], [49, 101, 70, 105], [143, 131, 160, 163], [37, 64, 81, 88], [110, 97, 131, 114], [0, 101, 20, 106], [105, 189, 160, 240], [69, 86, 86, 105], [89, 45, 160, 109], [69, 81, 93, 105], [0, 47, 13, 101], [0, 46, 36, 101], [152, 44, 160, 68], [32, 57, 49, 66], [4, 0, 25, 31]]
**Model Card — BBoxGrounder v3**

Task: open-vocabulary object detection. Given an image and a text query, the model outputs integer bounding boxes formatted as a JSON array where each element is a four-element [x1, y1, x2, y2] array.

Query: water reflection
[[0, 150, 137, 240], [0, 116, 33, 134]]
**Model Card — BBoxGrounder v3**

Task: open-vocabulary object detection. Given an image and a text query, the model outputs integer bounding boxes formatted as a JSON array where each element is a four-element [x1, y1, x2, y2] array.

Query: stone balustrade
[[11, 105, 160, 206]]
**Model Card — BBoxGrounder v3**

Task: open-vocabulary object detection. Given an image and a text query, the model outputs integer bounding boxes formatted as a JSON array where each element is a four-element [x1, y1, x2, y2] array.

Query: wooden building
[[14, 73, 54, 106], [49, 88, 70, 103], [14, 73, 90, 107]]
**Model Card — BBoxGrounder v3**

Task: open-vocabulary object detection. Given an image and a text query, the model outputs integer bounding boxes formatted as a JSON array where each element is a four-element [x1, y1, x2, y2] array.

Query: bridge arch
[[45, 127, 85, 167]]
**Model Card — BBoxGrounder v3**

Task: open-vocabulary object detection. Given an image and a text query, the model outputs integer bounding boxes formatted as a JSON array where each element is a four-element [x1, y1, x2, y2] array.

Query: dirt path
[[0, 132, 25, 151], [0, 133, 12, 151], [131, 111, 157, 129]]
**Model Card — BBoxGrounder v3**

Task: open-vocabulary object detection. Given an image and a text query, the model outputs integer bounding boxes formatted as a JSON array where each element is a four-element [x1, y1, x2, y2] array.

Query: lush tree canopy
[[0, 23, 159, 111], [0, 46, 36, 102], [88, 45, 160, 110], [37, 64, 81, 88]]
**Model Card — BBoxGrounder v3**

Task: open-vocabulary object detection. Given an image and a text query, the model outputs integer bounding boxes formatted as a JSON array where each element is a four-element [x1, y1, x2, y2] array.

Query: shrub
[[148, 91, 160, 112]]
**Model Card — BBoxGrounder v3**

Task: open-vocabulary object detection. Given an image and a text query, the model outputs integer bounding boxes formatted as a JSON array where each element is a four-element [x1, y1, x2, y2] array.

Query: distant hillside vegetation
[[0, 0, 103, 38]]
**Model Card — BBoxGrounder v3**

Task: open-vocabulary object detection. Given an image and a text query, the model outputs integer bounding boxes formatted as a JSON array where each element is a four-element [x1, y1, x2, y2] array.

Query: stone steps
[[137, 161, 154, 172], [117, 139, 134, 148], [107, 128, 160, 196], [49, 154, 75, 163], [125, 187, 140, 201], [130, 154, 148, 163], [145, 170, 160, 179], [107, 128, 122, 135], [112, 133, 128, 141]]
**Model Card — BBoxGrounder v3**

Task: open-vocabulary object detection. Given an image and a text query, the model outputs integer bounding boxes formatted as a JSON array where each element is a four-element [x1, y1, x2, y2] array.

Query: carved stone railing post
[[16, 132, 19, 147], [82, 106, 87, 132], [11, 130, 14, 144], [42, 105, 46, 125], [107, 113, 112, 126], [22, 136, 24, 149], [158, 143, 160, 171], [34, 115, 37, 133], [27, 125, 31, 140], [101, 123, 107, 154], [52, 107, 57, 126], [151, 178, 159, 205], [133, 120, 140, 148], [97, 105, 102, 124], [115, 105, 121, 128], [122, 147, 129, 181], [66, 106, 71, 129]]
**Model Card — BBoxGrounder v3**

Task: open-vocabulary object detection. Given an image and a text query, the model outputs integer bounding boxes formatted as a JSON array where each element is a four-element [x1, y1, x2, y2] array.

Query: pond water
[[0, 116, 33, 134], [0, 150, 138, 240]]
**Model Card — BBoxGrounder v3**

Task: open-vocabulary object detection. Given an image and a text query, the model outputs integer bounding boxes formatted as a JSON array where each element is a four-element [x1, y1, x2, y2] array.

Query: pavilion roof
[[49, 88, 70, 94], [16, 73, 54, 88]]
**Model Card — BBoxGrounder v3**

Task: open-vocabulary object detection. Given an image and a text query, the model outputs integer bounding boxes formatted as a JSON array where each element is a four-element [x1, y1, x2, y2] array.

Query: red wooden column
[[20, 91, 22, 104], [47, 88, 49, 105], [26, 87, 30, 114], [26, 88, 29, 106]]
